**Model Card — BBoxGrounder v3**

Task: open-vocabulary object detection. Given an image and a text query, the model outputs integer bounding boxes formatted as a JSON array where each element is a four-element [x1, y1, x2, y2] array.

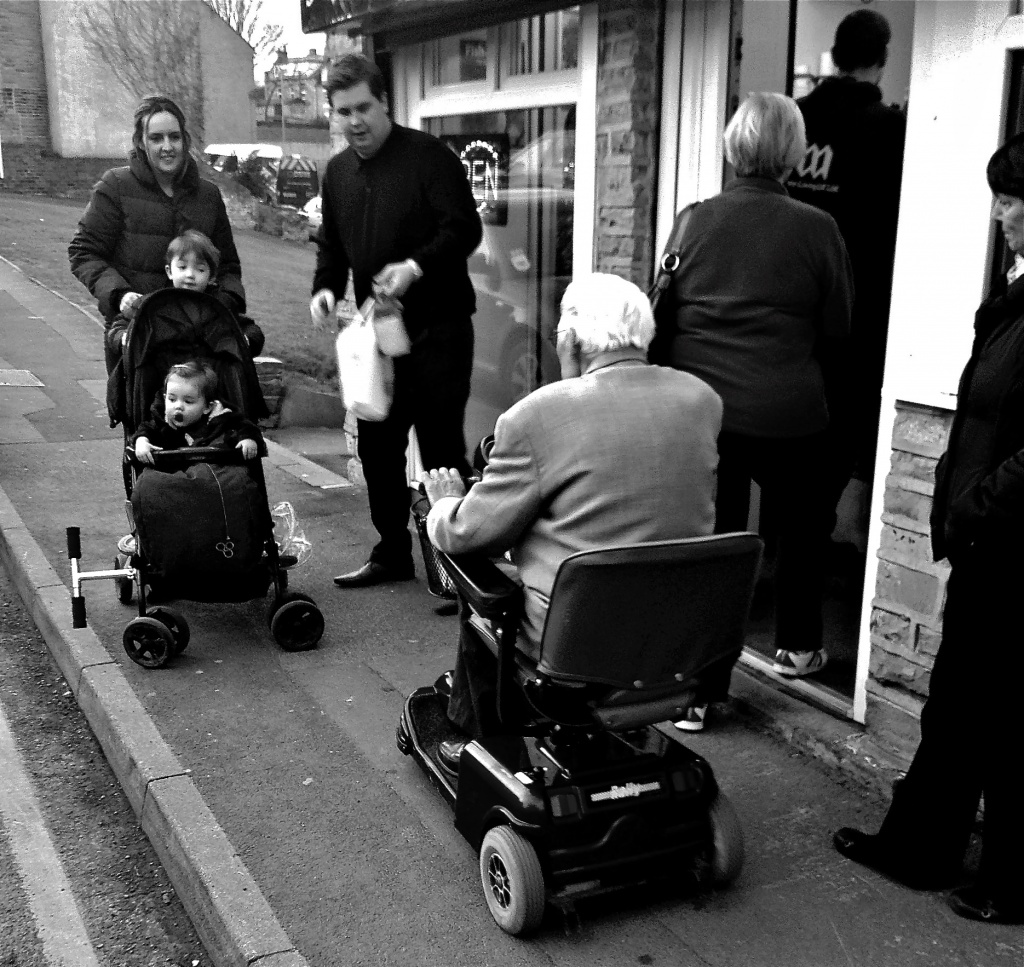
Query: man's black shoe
[[833, 827, 959, 890], [437, 738, 468, 776], [947, 886, 1024, 924], [333, 561, 415, 588]]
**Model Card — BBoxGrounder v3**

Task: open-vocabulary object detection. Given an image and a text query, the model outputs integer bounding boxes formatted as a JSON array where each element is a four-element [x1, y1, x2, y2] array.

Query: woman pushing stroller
[[69, 94, 264, 371]]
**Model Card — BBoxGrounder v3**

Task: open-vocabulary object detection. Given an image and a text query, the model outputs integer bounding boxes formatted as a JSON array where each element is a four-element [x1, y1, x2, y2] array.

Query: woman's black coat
[[69, 152, 246, 324], [931, 275, 1024, 563]]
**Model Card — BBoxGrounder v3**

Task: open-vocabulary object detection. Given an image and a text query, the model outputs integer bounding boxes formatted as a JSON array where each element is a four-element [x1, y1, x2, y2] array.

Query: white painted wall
[[199, 6, 258, 146], [39, 0, 137, 157], [884, 1, 1016, 406], [40, 0, 256, 158]]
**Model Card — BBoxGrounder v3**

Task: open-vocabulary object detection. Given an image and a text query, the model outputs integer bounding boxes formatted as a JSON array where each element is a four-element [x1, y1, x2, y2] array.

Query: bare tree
[[202, 0, 284, 60], [78, 0, 205, 143]]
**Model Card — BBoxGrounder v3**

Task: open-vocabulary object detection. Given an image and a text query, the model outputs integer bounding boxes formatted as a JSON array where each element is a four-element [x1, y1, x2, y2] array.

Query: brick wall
[[594, 0, 663, 286], [0, 0, 51, 148], [0, 145, 120, 197], [866, 401, 954, 766]]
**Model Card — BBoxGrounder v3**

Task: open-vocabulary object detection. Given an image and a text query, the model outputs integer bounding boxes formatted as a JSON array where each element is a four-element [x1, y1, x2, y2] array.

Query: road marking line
[[0, 700, 102, 967]]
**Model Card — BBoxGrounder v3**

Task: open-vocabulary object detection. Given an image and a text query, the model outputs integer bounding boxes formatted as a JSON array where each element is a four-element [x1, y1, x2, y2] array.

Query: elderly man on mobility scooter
[[399, 273, 761, 934]]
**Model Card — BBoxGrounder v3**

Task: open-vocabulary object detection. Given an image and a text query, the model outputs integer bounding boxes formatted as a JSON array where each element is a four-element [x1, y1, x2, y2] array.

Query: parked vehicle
[[204, 143, 320, 208]]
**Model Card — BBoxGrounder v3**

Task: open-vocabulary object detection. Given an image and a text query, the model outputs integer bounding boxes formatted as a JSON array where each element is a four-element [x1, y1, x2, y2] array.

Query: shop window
[[501, 8, 579, 80], [429, 30, 489, 86], [427, 106, 575, 446]]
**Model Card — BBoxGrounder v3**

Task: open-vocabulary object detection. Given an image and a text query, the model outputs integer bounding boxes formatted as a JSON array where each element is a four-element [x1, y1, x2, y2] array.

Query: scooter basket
[[411, 496, 457, 600]]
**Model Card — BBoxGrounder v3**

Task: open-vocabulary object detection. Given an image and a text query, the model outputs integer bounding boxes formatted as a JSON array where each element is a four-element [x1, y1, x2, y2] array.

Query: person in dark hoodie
[[832, 133, 1024, 927], [69, 95, 263, 375], [788, 10, 906, 530]]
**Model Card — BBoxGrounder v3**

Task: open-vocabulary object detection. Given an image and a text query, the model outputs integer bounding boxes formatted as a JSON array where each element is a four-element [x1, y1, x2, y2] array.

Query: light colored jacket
[[427, 359, 723, 657]]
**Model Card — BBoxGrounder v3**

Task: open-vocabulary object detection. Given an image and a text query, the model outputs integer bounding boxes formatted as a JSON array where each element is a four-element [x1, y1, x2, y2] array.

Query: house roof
[[302, 0, 578, 50]]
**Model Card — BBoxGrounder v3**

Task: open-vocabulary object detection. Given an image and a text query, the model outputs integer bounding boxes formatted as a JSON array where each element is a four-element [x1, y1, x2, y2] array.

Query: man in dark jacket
[[311, 54, 483, 588], [787, 10, 906, 518]]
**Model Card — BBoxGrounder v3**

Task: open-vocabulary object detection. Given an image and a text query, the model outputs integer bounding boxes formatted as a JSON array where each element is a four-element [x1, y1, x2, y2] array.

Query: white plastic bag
[[336, 300, 393, 421]]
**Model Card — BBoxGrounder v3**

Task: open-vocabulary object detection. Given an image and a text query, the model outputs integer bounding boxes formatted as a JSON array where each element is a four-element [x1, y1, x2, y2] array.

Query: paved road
[[0, 220, 1020, 965], [0, 569, 212, 967]]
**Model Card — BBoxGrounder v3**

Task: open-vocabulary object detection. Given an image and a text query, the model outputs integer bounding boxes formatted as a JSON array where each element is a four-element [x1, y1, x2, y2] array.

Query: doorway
[[732, 0, 914, 712]]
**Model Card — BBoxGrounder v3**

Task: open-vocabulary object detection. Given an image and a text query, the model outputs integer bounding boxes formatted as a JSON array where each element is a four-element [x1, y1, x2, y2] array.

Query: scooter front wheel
[[479, 825, 546, 936]]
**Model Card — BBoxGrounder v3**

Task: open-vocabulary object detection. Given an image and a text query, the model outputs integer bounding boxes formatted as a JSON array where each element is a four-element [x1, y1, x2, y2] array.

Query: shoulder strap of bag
[[649, 201, 699, 306]]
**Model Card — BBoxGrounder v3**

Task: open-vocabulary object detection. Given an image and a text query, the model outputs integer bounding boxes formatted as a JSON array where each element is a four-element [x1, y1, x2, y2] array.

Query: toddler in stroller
[[68, 283, 324, 667]]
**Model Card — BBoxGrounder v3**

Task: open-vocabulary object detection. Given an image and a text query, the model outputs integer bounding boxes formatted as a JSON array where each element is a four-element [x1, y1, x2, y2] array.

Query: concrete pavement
[[1, 254, 1019, 966]]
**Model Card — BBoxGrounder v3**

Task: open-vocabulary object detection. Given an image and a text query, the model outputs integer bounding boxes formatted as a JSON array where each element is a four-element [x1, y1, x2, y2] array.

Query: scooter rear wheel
[[479, 825, 546, 935], [707, 790, 745, 885]]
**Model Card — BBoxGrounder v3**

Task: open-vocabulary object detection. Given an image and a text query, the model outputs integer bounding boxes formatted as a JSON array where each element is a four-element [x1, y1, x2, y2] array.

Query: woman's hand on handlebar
[[421, 467, 468, 506], [119, 291, 143, 318]]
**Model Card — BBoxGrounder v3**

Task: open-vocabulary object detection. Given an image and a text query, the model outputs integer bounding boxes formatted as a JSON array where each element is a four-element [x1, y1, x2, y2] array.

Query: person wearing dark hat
[[832, 134, 1024, 926], [788, 9, 906, 550]]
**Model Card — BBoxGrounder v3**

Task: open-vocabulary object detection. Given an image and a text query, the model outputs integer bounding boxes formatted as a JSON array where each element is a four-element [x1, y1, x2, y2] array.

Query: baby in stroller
[[131, 359, 264, 465]]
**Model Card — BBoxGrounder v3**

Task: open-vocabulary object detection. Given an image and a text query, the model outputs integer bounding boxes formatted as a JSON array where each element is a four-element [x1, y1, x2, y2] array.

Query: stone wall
[[593, 0, 663, 286], [865, 401, 954, 766]]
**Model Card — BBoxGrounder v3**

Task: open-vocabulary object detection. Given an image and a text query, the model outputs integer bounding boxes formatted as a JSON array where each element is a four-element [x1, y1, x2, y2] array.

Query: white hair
[[557, 273, 655, 353], [723, 92, 806, 180]]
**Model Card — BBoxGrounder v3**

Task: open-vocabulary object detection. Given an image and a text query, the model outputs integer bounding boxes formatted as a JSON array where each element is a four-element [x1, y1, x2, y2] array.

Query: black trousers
[[715, 429, 832, 653], [357, 329, 474, 568], [876, 558, 1024, 901], [693, 429, 831, 703]]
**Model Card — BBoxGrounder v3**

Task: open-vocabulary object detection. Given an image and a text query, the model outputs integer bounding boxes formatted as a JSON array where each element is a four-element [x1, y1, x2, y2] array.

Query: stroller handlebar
[[129, 446, 250, 467]]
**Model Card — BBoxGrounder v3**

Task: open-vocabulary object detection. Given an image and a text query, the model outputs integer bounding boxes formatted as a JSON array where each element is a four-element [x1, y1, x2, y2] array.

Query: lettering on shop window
[[442, 134, 510, 225]]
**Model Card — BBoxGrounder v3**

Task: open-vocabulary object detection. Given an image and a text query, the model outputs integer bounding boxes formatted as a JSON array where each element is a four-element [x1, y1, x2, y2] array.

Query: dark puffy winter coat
[[931, 275, 1024, 563], [69, 151, 247, 330]]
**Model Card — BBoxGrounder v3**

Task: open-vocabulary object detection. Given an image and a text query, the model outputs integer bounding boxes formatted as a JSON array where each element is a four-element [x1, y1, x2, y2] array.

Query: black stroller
[[68, 289, 324, 667]]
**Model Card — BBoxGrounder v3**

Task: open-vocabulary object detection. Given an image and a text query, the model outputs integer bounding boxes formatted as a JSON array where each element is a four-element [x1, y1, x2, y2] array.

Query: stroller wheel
[[114, 555, 134, 605], [479, 825, 546, 935], [270, 592, 324, 651], [146, 606, 190, 657], [123, 617, 174, 669]]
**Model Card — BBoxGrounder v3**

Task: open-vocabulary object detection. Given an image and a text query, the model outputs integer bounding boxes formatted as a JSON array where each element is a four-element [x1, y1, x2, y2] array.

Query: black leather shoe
[[948, 886, 1024, 924], [833, 827, 959, 891], [333, 561, 414, 588], [437, 738, 468, 776]]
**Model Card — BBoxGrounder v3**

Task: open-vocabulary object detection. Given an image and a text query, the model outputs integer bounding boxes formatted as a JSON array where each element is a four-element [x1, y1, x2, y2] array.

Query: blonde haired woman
[[655, 92, 854, 730]]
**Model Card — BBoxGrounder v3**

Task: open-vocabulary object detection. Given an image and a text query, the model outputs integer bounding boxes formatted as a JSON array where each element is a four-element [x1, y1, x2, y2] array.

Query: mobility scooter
[[397, 531, 763, 934]]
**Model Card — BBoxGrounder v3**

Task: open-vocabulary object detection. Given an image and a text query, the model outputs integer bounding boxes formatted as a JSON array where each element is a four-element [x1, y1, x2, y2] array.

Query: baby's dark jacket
[[130, 398, 266, 457]]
